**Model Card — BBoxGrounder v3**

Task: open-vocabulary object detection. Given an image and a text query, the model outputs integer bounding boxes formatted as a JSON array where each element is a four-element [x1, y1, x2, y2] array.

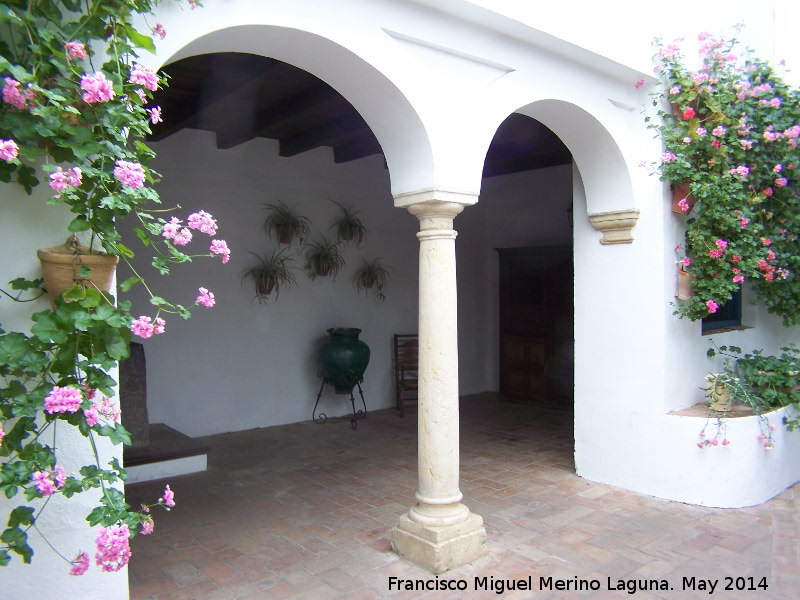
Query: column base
[[392, 510, 486, 574]]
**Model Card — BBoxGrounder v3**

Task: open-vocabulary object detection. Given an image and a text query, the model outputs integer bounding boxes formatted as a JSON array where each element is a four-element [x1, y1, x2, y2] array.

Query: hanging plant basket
[[671, 181, 696, 214], [676, 265, 696, 301], [37, 237, 119, 308]]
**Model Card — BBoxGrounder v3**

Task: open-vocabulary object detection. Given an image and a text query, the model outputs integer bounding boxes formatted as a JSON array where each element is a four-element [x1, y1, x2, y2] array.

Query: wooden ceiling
[[148, 53, 572, 177]]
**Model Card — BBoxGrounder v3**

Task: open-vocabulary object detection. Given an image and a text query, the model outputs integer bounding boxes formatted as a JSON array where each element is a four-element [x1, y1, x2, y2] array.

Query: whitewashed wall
[[0, 184, 128, 598], [120, 130, 421, 436]]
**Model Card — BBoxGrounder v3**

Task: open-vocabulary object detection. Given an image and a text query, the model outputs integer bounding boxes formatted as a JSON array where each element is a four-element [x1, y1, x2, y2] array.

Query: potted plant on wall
[[304, 236, 345, 280], [262, 199, 311, 245], [352, 258, 391, 302], [330, 199, 368, 247], [644, 30, 800, 325], [241, 248, 298, 302]]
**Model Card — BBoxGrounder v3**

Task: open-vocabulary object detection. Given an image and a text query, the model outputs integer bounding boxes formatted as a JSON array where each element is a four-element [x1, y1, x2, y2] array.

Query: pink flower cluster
[[129, 63, 159, 92], [95, 524, 131, 572], [677, 197, 690, 213], [80, 72, 115, 104], [188, 210, 217, 235], [44, 386, 83, 414], [65, 42, 87, 60], [162, 485, 175, 507], [49, 166, 82, 196], [70, 552, 90, 576], [210, 239, 230, 263], [197, 287, 215, 307], [0, 139, 18, 162], [83, 396, 120, 427], [2, 77, 34, 109], [162, 217, 193, 246], [153, 23, 166, 39], [140, 517, 155, 535], [114, 160, 145, 188], [147, 106, 162, 124], [660, 152, 676, 163], [130, 315, 166, 339], [32, 466, 66, 496], [706, 300, 719, 314]]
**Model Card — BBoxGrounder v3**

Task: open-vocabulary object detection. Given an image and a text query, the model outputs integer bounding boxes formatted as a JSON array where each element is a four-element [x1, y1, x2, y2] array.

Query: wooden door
[[497, 246, 573, 406]]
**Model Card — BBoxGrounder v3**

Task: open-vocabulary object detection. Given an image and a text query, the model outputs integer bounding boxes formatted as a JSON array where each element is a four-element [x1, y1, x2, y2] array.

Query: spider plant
[[330, 199, 368, 247], [352, 258, 391, 302], [262, 199, 311, 245], [241, 248, 298, 303], [304, 236, 346, 280]]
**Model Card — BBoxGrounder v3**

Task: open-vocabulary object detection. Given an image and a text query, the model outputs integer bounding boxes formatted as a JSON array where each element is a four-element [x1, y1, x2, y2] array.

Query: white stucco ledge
[[661, 404, 800, 508], [587, 208, 640, 244]]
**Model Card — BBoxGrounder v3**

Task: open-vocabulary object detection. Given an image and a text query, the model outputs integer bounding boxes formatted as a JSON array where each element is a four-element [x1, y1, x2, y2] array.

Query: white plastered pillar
[[391, 194, 486, 573]]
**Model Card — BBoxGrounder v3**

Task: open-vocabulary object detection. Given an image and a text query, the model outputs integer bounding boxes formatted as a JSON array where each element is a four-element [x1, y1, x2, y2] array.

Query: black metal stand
[[312, 371, 367, 429]]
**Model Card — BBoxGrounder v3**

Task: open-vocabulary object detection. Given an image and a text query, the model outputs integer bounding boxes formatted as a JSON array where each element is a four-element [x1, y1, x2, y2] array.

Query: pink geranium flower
[[129, 63, 159, 91], [44, 386, 83, 414], [65, 41, 87, 60], [210, 239, 230, 263], [188, 211, 217, 235], [95, 524, 131, 572], [162, 485, 175, 507], [114, 160, 145, 188], [196, 287, 215, 307], [80, 72, 115, 104], [0, 139, 18, 162], [706, 300, 719, 314], [70, 552, 90, 576]]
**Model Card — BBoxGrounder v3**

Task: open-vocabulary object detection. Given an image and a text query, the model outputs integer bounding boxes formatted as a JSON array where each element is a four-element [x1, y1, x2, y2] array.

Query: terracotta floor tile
[[127, 394, 800, 600]]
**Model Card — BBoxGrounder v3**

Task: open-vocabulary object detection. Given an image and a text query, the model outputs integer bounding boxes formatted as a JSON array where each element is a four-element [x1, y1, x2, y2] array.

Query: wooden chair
[[393, 334, 418, 417]]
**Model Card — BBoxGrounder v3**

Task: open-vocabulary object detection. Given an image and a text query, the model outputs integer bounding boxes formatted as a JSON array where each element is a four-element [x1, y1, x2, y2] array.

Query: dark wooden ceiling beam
[[149, 57, 279, 142], [332, 137, 383, 163], [216, 83, 341, 150], [278, 112, 370, 157]]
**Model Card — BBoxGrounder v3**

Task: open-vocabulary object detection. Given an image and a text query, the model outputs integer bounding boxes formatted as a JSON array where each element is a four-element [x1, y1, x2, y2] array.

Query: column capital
[[394, 188, 478, 209], [405, 201, 467, 235]]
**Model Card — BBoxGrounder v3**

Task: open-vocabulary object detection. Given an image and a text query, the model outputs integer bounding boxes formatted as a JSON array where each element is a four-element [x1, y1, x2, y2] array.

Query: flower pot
[[256, 275, 276, 297], [37, 237, 119, 308], [318, 328, 370, 394], [705, 374, 732, 412], [676, 266, 696, 300], [672, 181, 696, 214]]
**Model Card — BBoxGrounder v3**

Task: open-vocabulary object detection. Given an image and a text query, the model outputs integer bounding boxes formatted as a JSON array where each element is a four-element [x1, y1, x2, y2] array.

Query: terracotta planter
[[676, 265, 696, 300], [256, 275, 276, 297], [37, 237, 118, 308], [672, 181, 696, 214]]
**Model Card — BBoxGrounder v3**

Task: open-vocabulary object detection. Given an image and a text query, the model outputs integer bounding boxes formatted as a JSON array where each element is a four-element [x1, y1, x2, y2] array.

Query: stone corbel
[[588, 209, 640, 245]]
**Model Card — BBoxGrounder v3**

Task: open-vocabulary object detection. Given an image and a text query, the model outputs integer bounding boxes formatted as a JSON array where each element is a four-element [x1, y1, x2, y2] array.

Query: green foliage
[[241, 248, 298, 303], [0, 0, 204, 570], [646, 32, 800, 325], [303, 236, 345, 281], [351, 258, 390, 302], [707, 342, 800, 435], [330, 199, 368, 248], [262, 199, 311, 245]]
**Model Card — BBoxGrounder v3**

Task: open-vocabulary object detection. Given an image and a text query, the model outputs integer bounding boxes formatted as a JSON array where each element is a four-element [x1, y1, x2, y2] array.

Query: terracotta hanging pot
[[672, 181, 696, 214], [37, 236, 119, 308], [676, 265, 696, 301]]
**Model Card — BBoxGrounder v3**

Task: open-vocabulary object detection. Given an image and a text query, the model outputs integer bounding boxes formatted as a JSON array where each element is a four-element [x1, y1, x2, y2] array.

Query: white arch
[[513, 100, 635, 215], [150, 24, 435, 197]]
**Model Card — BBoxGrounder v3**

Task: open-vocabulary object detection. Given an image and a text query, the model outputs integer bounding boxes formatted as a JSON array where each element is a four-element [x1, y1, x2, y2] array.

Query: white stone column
[[391, 198, 486, 573]]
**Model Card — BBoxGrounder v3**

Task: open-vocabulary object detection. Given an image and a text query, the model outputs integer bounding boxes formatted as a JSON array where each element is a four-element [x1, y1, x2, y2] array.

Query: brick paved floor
[[126, 393, 800, 600]]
